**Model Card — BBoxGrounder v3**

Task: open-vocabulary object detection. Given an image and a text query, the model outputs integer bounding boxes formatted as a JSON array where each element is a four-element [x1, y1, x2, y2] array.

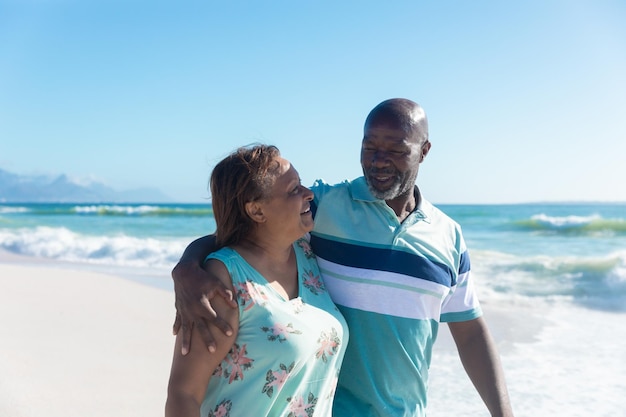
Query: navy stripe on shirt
[[310, 234, 455, 287], [459, 250, 470, 275]]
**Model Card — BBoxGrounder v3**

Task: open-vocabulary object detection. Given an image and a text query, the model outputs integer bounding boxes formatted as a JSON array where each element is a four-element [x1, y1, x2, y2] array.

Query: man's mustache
[[366, 168, 397, 176]]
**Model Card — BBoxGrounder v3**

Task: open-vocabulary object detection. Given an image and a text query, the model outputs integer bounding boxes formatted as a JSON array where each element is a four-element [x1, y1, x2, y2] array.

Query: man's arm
[[448, 317, 514, 417], [171, 234, 238, 355], [166, 259, 239, 417]]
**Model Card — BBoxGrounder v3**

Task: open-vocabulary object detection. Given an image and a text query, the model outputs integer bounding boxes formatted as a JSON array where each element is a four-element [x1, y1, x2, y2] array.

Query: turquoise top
[[201, 238, 348, 417]]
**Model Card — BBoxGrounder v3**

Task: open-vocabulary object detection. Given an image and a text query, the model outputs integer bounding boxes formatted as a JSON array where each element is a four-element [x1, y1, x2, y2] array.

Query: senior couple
[[165, 98, 514, 417]]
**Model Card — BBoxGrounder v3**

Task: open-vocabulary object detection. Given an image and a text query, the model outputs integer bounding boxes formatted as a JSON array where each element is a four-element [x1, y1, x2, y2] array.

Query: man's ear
[[420, 140, 431, 162], [245, 201, 266, 223]]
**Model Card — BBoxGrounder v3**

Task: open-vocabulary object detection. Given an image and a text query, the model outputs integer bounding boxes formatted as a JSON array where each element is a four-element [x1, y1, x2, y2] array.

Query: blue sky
[[1, 0, 625, 203]]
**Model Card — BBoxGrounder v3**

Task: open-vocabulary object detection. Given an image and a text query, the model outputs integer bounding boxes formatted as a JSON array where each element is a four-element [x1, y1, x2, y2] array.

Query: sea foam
[[0, 226, 186, 269], [473, 249, 626, 311]]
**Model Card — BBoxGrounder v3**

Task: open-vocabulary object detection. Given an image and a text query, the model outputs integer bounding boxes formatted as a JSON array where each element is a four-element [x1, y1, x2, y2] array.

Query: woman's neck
[[234, 234, 298, 299]]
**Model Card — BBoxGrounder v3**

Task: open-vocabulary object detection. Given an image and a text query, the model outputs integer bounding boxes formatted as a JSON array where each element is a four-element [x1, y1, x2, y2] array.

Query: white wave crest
[[72, 205, 162, 215], [0, 206, 30, 214], [531, 213, 601, 228], [0, 226, 186, 269], [471, 249, 626, 311]]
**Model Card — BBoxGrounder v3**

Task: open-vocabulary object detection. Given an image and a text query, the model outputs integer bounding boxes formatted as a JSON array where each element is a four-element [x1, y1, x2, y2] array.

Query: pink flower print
[[316, 328, 341, 363], [212, 362, 224, 377], [302, 270, 325, 294], [234, 281, 254, 311], [261, 322, 302, 343], [271, 368, 289, 387], [287, 392, 318, 417], [208, 399, 232, 417], [297, 239, 315, 258], [245, 280, 269, 307], [291, 297, 304, 313], [223, 343, 254, 383], [262, 362, 294, 397]]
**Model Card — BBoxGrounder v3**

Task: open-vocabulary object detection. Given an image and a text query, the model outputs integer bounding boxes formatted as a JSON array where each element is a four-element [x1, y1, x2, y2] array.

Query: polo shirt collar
[[350, 177, 432, 223]]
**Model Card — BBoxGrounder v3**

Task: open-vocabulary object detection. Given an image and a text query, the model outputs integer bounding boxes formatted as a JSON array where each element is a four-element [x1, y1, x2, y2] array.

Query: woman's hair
[[210, 144, 281, 248]]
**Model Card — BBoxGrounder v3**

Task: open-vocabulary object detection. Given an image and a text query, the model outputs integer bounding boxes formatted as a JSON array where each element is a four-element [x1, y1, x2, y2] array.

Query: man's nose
[[371, 150, 389, 166]]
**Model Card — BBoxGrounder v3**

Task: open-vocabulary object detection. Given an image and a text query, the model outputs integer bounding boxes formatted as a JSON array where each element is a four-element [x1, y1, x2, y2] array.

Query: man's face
[[360, 121, 423, 201]]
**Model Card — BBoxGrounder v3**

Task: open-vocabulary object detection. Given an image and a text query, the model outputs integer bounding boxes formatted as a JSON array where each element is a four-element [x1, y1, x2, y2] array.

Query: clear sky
[[1, 0, 625, 204]]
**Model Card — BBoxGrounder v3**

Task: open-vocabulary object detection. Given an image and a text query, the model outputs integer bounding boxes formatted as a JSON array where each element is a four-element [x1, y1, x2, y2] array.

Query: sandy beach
[[0, 253, 175, 417], [2, 249, 625, 417], [0, 252, 524, 417]]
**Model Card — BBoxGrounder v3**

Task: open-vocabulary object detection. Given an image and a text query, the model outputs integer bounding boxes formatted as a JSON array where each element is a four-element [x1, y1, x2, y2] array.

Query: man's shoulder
[[311, 177, 365, 201], [311, 177, 359, 189], [419, 198, 464, 237]]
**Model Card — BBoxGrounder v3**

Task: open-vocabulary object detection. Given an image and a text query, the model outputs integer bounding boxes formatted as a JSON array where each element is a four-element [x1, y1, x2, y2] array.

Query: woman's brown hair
[[210, 144, 281, 248]]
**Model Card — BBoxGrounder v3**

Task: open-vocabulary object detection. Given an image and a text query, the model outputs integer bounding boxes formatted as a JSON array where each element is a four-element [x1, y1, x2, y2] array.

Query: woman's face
[[260, 157, 314, 238]]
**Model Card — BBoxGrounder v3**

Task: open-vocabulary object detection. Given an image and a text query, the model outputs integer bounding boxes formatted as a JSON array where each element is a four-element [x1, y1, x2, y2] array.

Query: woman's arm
[[171, 234, 238, 355], [166, 259, 239, 416]]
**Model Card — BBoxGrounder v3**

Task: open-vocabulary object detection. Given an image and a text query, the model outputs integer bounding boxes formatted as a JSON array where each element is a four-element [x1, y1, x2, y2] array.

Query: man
[[172, 98, 514, 416]]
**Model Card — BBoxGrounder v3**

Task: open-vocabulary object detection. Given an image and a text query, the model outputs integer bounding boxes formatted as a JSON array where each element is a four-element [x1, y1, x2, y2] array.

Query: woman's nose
[[303, 186, 314, 200]]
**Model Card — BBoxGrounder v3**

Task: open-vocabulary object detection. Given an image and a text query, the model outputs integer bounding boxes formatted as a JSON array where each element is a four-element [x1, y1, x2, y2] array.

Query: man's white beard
[[366, 179, 402, 201]]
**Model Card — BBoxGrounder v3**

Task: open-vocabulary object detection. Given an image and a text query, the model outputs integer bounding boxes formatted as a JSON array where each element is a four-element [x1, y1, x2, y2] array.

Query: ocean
[[1, 202, 624, 309], [0, 203, 214, 287], [1, 201, 625, 416]]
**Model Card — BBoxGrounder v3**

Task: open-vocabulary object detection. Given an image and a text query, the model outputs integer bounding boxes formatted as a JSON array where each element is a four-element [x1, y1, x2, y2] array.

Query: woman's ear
[[245, 201, 266, 223]]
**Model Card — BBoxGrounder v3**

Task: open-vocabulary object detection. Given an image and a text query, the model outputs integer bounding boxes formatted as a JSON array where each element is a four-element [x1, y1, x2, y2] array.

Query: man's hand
[[171, 259, 238, 355]]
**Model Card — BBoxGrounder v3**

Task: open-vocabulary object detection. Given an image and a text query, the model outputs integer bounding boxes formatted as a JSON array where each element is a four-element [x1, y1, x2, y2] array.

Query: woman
[[165, 145, 348, 417]]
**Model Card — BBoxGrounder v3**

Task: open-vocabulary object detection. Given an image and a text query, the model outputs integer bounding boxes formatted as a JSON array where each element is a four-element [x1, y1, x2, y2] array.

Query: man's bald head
[[364, 98, 429, 144]]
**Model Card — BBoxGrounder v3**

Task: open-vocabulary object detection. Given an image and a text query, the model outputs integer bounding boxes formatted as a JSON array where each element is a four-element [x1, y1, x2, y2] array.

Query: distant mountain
[[0, 168, 173, 203]]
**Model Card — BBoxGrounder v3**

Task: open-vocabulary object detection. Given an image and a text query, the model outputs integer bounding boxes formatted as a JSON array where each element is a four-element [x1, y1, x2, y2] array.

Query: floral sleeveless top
[[201, 238, 348, 417]]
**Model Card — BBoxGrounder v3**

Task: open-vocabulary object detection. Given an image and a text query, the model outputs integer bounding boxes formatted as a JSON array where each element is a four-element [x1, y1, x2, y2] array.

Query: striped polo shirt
[[309, 177, 482, 417]]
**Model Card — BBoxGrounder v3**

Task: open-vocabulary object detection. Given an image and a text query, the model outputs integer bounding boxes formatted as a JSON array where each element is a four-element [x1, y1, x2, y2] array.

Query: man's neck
[[386, 186, 420, 223]]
